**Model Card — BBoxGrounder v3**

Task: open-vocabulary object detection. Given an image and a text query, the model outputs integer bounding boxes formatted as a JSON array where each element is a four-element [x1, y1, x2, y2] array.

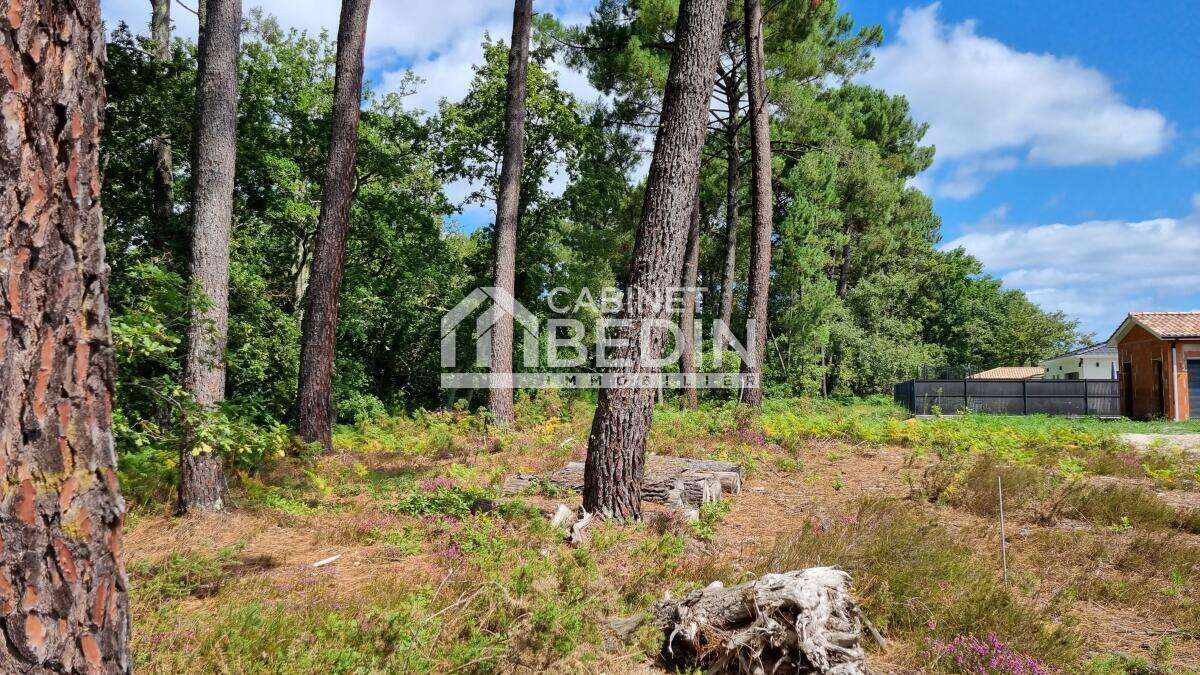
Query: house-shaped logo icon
[[441, 287, 540, 370]]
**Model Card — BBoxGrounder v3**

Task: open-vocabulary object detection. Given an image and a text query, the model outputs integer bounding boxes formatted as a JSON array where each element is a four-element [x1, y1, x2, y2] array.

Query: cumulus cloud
[[865, 3, 1171, 198], [103, 0, 557, 58], [392, 22, 508, 114], [99, 0, 599, 104], [935, 155, 1018, 200], [944, 196, 1200, 335]]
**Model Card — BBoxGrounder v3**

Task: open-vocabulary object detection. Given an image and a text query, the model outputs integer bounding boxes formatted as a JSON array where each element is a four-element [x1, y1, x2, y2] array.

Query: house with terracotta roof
[[1107, 312, 1200, 420], [967, 366, 1045, 380]]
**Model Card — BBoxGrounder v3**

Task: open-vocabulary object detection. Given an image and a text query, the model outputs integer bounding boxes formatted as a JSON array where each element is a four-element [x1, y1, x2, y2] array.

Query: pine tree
[[0, 1, 131, 669], [297, 0, 373, 451], [582, 0, 728, 519], [487, 0, 534, 425], [680, 191, 702, 409], [182, 0, 242, 511], [739, 0, 774, 408], [150, 0, 174, 229]]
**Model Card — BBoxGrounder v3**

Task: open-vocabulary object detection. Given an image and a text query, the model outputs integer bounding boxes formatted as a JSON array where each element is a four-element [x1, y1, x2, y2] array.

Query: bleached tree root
[[503, 454, 741, 506], [652, 568, 867, 674]]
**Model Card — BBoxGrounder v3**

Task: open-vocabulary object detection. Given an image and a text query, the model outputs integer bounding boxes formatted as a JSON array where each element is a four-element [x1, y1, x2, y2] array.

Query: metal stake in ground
[[998, 475, 1009, 585]]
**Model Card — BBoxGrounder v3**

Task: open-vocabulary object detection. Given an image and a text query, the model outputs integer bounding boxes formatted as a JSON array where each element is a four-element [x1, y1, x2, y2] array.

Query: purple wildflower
[[419, 476, 457, 491], [924, 632, 1048, 675]]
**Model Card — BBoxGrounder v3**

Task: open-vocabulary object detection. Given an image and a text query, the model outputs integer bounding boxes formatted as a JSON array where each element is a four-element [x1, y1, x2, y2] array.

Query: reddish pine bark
[[739, 0, 773, 408], [297, 0, 372, 451], [487, 0, 533, 426], [582, 0, 727, 520], [182, 0, 241, 512], [1, 1, 131, 670]]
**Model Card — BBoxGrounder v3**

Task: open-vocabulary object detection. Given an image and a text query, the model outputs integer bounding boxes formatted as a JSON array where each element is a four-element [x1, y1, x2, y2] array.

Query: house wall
[[1042, 356, 1117, 380], [1117, 325, 1200, 420], [1177, 341, 1200, 420]]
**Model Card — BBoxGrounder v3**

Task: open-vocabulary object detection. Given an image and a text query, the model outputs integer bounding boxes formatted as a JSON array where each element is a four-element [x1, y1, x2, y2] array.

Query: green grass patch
[[130, 547, 241, 604]]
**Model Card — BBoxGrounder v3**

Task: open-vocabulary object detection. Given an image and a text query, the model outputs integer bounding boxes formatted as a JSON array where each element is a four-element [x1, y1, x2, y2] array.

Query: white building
[[1040, 344, 1118, 380]]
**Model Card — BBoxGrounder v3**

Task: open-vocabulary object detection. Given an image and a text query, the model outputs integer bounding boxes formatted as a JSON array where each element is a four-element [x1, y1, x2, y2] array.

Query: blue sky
[[100, 0, 1200, 338]]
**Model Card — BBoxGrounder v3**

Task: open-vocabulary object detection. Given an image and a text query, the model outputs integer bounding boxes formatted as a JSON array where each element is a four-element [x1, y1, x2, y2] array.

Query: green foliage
[[760, 398, 1126, 462], [691, 499, 733, 542], [104, 1, 1097, 506], [385, 484, 490, 519], [336, 391, 387, 426], [374, 526, 424, 556], [243, 480, 321, 516]]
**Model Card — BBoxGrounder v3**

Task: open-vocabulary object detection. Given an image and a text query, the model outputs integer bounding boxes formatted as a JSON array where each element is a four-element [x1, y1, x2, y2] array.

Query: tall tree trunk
[[738, 0, 773, 408], [680, 192, 702, 409], [0, 2, 131, 670], [583, 0, 727, 520], [197, 0, 207, 34], [297, 0, 372, 452], [718, 86, 740, 335], [182, 0, 241, 512], [827, 225, 852, 394], [836, 239, 851, 300], [150, 0, 174, 229], [488, 0, 533, 426]]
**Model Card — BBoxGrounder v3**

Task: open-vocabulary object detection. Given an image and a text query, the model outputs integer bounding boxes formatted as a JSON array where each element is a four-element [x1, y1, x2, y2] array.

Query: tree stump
[[502, 454, 742, 506], [652, 568, 866, 674]]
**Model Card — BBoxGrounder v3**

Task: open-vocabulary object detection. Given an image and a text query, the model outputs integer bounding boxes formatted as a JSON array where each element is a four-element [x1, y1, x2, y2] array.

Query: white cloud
[[944, 196, 1200, 335], [100, 0, 599, 104], [935, 155, 1018, 199], [392, 22, 507, 113], [864, 3, 1171, 198], [102, 0, 543, 59]]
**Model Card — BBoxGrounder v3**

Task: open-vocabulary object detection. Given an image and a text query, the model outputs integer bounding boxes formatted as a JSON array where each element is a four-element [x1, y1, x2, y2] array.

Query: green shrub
[[243, 480, 320, 516], [1066, 484, 1200, 533], [691, 500, 732, 542], [337, 391, 387, 426], [385, 483, 489, 518]]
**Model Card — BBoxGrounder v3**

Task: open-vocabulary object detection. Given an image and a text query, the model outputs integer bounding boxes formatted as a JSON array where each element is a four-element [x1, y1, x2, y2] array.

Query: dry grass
[[121, 399, 1200, 672]]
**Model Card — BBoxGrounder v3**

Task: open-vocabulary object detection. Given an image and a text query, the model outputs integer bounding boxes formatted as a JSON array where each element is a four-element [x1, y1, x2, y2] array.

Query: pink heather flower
[[441, 541, 464, 560], [923, 633, 1047, 675], [419, 476, 457, 491]]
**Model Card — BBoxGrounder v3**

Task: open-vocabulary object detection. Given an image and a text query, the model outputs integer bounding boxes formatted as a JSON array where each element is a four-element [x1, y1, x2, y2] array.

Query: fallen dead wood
[[653, 568, 866, 674], [549, 504, 577, 529], [311, 554, 342, 568], [569, 510, 595, 545], [502, 454, 742, 506]]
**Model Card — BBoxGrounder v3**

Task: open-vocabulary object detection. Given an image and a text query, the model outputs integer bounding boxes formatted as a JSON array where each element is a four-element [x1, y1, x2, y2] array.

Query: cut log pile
[[502, 454, 742, 506], [652, 568, 867, 674]]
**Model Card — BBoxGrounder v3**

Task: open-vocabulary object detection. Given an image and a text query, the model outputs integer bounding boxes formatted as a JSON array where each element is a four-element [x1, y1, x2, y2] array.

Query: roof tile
[[1129, 311, 1200, 339], [968, 366, 1046, 380]]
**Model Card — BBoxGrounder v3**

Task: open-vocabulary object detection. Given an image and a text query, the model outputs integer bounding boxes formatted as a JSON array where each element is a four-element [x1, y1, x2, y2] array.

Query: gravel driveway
[[1120, 433, 1200, 457]]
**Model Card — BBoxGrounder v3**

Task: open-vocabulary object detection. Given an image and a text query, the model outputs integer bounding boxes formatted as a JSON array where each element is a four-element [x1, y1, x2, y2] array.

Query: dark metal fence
[[893, 379, 1121, 417]]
